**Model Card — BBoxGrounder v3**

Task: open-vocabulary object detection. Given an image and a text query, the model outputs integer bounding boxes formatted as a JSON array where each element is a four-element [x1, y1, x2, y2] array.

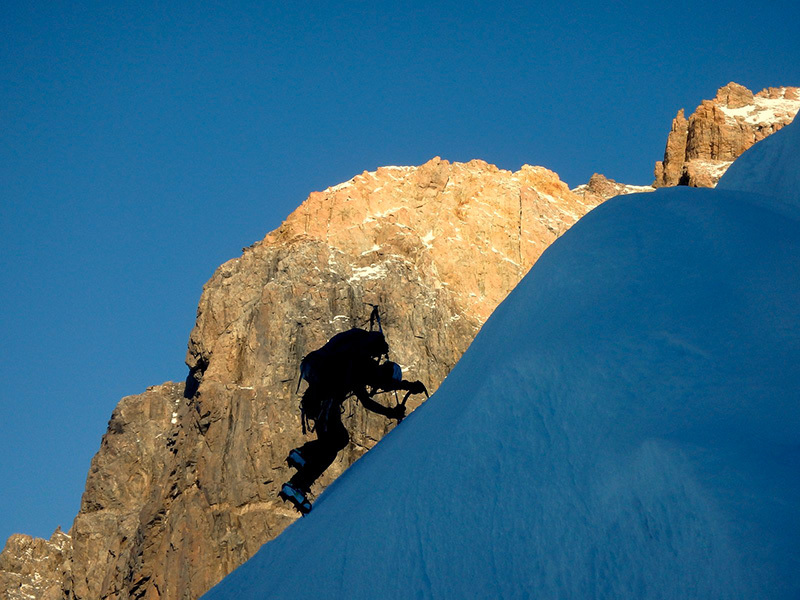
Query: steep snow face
[[717, 116, 800, 206], [204, 180, 800, 597]]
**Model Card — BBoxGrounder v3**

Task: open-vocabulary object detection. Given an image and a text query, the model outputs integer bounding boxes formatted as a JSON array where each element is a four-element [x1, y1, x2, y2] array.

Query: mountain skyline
[[2, 0, 800, 549]]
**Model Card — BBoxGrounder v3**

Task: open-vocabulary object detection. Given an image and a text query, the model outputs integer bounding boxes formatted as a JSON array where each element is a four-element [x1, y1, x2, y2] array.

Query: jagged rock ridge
[[653, 82, 799, 188], [1, 158, 602, 600], [576, 83, 799, 194]]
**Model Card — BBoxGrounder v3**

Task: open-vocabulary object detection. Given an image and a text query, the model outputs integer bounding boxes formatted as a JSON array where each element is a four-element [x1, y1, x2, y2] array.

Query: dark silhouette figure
[[279, 327, 427, 513]]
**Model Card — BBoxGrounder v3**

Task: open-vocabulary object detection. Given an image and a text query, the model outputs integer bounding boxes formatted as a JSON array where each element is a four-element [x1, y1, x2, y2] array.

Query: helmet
[[366, 331, 389, 357]]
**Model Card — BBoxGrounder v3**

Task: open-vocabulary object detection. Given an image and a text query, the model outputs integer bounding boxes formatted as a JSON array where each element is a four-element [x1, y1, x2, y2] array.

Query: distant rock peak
[[653, 82, 799, 188], [572, 173, 655, 203]]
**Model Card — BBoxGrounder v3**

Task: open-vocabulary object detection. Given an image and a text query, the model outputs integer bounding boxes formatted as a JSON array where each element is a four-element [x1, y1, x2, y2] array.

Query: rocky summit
[[653, 83, 800, 188], [1, 158, 602, 600]]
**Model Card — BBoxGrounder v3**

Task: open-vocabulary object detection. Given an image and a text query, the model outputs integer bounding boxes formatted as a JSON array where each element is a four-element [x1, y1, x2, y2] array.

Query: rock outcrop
[[1, 158, 603, 600], [0, 528, 71, 600], [653, 83, 800, 187], [68, 382, 186, 600], [571, 173, 654, 204]]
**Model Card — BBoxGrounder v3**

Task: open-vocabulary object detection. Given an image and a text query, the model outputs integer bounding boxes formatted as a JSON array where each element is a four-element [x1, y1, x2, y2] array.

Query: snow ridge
[[717, 116, 800, 207]]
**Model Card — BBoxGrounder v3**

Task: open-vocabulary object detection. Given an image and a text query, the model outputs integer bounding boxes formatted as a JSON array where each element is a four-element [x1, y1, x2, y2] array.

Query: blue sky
[[1, 0, 798, 544]]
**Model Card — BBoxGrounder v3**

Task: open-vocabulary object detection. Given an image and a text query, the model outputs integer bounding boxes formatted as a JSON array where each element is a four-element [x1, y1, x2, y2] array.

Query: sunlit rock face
[[165, 158, 599, 599], [1, 157, 604, 600], [653, 83, 799, 188]]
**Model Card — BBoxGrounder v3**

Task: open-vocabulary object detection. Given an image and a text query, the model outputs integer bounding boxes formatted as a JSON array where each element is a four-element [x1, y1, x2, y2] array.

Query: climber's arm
[[354, 387, 404, 420]]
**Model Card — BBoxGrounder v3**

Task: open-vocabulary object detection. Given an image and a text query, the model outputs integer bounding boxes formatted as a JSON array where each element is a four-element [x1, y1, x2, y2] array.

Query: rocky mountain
[[653, 82, 799, 187], [1, 159, 602, 600], [3, 82, 797, 600]]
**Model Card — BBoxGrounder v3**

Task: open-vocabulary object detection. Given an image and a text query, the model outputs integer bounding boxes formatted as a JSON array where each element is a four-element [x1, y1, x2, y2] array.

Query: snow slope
[[717, 116, 799, 206], [204, 139, 800, 599]]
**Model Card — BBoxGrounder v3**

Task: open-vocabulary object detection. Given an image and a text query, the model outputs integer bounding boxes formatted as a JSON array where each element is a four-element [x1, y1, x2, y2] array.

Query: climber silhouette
[[279, 326, 427, 513]]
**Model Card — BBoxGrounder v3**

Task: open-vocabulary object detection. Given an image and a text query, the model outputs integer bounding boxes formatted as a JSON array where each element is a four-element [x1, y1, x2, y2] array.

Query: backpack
[[296, 328, 387, 433], [296, 328, 386, 390]]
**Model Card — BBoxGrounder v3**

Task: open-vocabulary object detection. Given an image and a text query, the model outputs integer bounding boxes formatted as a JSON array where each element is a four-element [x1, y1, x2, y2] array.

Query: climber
[[279, 326, 428, 514]]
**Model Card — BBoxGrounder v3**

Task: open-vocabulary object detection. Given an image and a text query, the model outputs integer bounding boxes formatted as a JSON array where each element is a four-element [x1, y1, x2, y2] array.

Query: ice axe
[[395, 382, 429, 423], [367, 303, 383, 335]]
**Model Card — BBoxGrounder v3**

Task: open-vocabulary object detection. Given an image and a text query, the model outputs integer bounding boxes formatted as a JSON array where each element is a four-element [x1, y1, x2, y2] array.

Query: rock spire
[[653, 83, 799, 187]]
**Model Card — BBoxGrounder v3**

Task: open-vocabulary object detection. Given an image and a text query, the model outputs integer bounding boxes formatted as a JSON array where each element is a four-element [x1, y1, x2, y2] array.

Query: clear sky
[[1, 0, 798, 545]]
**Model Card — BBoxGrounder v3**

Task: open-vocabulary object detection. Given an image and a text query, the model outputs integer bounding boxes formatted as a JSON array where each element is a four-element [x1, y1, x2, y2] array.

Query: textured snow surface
[[717, 116, 800, 207], [204, 138, 800, 600]]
